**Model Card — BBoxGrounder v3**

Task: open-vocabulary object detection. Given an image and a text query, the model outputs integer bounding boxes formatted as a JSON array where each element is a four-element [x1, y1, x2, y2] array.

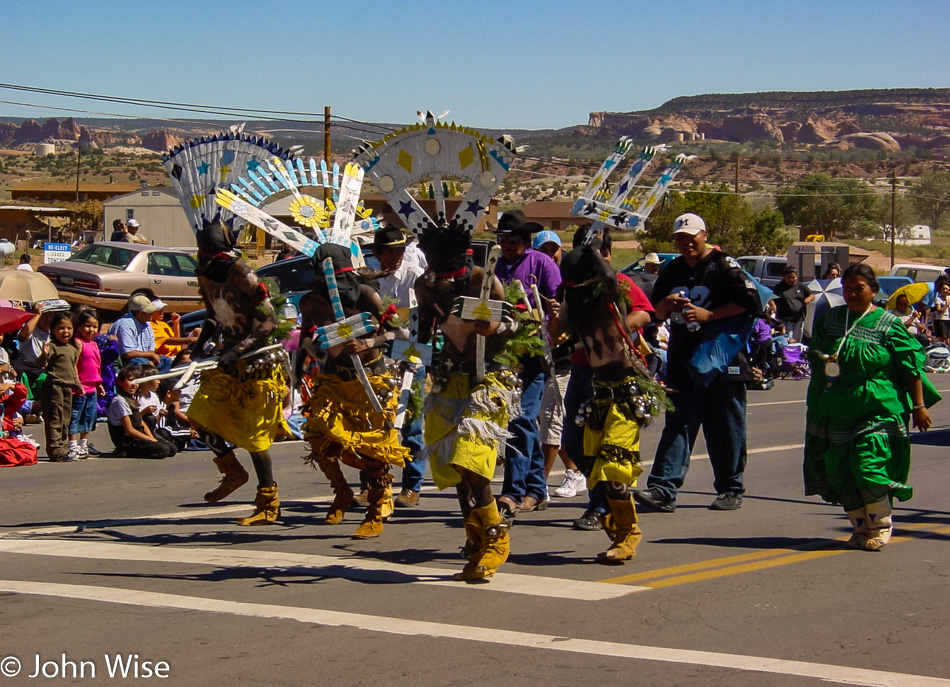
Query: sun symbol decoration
[[289, 195, 329, 228]]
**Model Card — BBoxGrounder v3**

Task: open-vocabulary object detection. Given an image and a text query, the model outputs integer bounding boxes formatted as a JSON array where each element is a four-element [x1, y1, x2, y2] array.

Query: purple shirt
[[494, 248, 560, 311]]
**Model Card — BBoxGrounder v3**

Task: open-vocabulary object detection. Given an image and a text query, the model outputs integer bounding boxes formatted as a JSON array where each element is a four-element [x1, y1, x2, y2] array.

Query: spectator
[[531, 230, 563, 265], [109, 219, 128, 242], [772, 265, 814, 342], [633, 212, 762, 513], [0, 348, 28, 436], [149, 300, 193, 358], [16, 254, 33, 272], [493, 210, 561, 517], [110, 295, 172, 374], [643, 253, 662, 275], [126, 219, 148, 244], [371, 225, 427, 509], [67, 310, 104, 460], [16, 300, 69, 387], [37, 312, 82, 462], [274, 243, 296, 262], [822, 263, 842, 280], [107, 365, 177, 459]]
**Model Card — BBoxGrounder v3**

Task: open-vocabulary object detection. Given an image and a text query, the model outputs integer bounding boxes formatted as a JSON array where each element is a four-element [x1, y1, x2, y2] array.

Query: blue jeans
[[501, 357, 548, 503], [400, 365, 427, 492], [561, 364, 607, 515], [68, 391, 98, 435], [646, 374, 748, 503]]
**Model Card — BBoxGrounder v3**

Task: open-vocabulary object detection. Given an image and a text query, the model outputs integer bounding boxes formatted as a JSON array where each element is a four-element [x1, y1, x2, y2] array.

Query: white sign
[[43, 242, 71, 264]]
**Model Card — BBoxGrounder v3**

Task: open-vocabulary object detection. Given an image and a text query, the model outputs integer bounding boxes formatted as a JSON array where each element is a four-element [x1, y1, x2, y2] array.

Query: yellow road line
[[600, 522, 950, 588]]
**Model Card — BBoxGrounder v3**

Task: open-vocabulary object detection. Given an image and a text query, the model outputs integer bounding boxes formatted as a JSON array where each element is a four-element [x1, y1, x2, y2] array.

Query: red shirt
[[571, 272, 654, 366]]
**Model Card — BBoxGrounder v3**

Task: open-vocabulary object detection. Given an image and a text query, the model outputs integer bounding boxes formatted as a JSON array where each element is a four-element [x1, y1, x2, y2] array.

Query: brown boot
[[352, 470, 394, 540], [380, 483, 395, 523], [237, 484, 280, 526], [460, 511, 483, 561], [597, 496, 642, 564], [316, 457, 354, 525], [454, 501, 510, 581], [204, 451, 249, 502]]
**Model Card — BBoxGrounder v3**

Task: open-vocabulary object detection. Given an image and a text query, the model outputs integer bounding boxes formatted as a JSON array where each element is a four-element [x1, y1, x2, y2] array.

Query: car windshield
[[69, 243, 137, 270]]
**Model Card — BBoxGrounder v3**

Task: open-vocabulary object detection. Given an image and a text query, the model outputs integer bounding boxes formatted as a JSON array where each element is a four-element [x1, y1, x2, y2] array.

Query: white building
[[102, 184, 196, 248], [882, 224, 932, 246]]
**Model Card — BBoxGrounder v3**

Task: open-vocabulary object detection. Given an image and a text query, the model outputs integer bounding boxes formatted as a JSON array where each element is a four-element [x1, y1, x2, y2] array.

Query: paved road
[[3, 376, 950, 686]]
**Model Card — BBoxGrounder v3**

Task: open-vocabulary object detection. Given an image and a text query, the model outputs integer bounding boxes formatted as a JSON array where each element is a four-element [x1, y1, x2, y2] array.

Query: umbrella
[[0, 306, 34, 335], [886, 281, 933, 310], [0, 270, 59, 303], [804, 278, 845, 338]]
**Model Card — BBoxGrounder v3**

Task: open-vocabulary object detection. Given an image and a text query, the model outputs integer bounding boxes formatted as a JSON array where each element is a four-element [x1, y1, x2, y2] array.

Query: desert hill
[[585, 88, 950, 153]]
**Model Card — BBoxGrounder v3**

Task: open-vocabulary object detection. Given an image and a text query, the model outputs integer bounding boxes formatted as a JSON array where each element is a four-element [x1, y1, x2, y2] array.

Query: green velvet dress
[[804, 306, 940, 511]]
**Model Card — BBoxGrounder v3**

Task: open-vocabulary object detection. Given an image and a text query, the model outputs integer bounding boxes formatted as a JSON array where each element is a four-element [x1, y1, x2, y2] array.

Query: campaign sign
[[44, 242, 71, 264]]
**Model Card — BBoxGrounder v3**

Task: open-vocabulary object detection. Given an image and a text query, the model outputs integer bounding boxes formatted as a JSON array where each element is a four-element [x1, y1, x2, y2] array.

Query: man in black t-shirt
[[633, 213, 761, 513], [771, 265, 814, 342]]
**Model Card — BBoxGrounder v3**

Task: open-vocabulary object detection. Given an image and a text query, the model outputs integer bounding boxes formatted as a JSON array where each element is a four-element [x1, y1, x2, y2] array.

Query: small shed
[[102, 184, 196, 248]]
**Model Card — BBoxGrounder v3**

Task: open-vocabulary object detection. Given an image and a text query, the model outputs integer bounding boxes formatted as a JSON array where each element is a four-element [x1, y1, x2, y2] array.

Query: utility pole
[[890, 170, 897, 269], [324, 106, 331, 205], [75, 142, 82, 202]]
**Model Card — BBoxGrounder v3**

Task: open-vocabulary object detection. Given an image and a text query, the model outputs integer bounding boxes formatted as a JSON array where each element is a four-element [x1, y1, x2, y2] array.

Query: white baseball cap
[[127, 219, 140, 228], [673, 213, 706, 236], [151, 299, 167, 311]]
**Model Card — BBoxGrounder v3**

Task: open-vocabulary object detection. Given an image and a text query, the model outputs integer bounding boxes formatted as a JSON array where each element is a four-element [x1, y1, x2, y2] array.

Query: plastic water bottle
[[670, 289, 701, 332]]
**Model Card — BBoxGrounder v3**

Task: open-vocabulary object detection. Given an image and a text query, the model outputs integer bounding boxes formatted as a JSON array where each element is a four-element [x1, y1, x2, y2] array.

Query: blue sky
[[1, 0, 947, 136]]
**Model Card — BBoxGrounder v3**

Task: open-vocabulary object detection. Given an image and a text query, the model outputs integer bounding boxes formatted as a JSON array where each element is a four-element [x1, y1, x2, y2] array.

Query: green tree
[[775, 174, 877, 239], [911, 171, 950, 231], [640, 186, 788, 256]]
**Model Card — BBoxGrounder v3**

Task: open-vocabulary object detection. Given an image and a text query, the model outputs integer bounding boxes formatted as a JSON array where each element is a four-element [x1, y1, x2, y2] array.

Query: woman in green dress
[[804, 264, 938, 551]]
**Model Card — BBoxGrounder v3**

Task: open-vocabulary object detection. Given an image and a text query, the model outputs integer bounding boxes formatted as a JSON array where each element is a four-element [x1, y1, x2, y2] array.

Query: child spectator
[[156, 378, 194, 450], [135, 364, 165, 434], [37, 312, 82, 462], [68, 310, 104, 460], [0, 347, 28, 436], [107, 365, 176, 459]]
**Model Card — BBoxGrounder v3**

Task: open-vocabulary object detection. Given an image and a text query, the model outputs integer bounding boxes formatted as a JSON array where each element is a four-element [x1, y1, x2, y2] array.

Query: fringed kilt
[[187, 362, 291, 453], [305, 371, 408, 468], [422, 370, 521, 490]]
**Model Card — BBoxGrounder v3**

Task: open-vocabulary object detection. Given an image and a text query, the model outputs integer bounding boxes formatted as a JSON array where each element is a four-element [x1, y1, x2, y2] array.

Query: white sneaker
[[66, 446, 82, 462], [554, 470, 587, 498]]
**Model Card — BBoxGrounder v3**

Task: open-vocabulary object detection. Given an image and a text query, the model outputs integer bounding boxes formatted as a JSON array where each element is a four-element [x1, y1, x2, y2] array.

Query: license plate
[[60, 276, 74, 286]]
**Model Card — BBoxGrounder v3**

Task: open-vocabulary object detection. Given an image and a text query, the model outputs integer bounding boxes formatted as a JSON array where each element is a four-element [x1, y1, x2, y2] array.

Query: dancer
[[416, 221, 522, 580], [559, 228, 663, 563], [187, 219, 291, 525], [805, 264, 939, 550], [299, 243, 409, 539]]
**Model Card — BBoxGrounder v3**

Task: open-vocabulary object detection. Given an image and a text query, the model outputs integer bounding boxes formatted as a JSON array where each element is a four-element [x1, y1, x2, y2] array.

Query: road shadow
[[910, 428, 950, 446]]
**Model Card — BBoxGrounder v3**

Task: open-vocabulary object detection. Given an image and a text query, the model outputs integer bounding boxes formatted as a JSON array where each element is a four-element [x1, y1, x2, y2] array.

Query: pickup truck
[[736, 256, 789, 289]]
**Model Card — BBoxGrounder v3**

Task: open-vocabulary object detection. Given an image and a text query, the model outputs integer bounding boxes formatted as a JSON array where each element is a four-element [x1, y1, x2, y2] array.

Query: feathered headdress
[[163, 124, 295, 235]]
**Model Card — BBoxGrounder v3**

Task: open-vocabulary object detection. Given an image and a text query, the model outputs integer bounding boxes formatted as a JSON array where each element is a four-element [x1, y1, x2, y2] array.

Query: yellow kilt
[[187, 365, 291, 453], [305, 372, 408, 467], [583, 400, 643, 489], [423, 370, 518, 490]]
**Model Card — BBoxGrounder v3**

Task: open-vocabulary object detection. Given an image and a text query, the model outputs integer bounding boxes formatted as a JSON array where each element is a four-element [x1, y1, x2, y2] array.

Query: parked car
[[887, 263, 947, 284], [619, 253, 677, 276], [37, 242, 203, 314], [736, 256, 790, 289]]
